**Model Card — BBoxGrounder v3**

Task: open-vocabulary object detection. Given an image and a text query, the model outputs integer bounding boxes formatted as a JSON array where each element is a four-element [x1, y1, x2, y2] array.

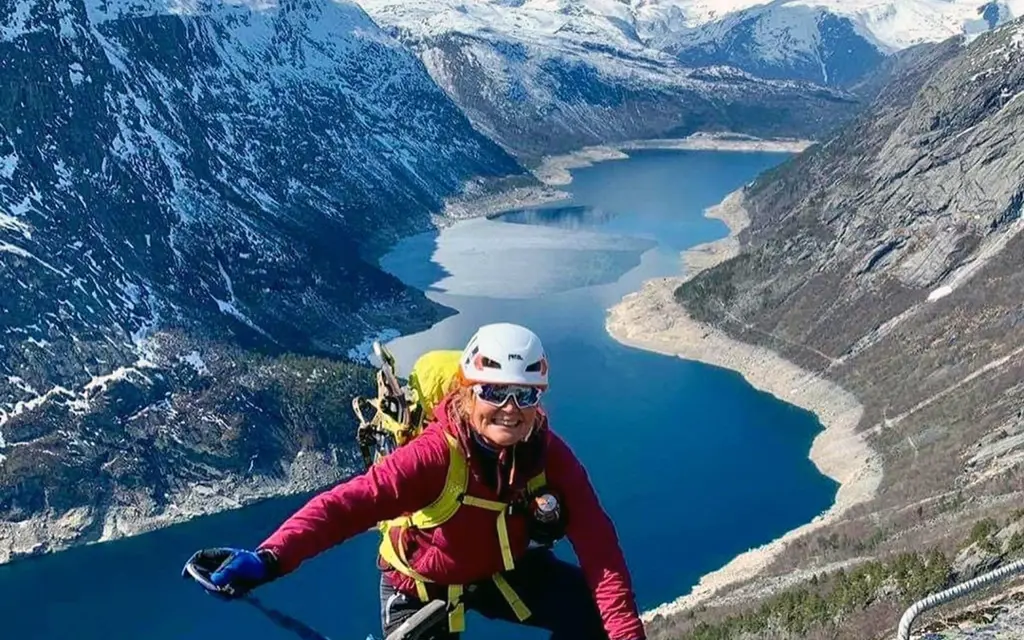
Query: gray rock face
[[0, 0, 522, 562], [679, 22, 1024, 364], [917, 587, 1024, 639]]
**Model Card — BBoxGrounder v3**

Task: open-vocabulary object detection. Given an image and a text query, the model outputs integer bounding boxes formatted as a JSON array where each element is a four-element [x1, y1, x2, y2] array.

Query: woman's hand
[[182, 547, 279, 598]]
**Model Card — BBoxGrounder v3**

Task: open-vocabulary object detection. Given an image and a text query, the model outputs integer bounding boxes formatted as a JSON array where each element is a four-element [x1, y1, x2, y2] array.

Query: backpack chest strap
[[461, 494, 515, 570]]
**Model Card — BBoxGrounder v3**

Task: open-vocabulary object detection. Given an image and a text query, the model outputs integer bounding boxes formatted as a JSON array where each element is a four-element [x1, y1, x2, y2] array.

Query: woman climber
[[184, 322, 646, 640]]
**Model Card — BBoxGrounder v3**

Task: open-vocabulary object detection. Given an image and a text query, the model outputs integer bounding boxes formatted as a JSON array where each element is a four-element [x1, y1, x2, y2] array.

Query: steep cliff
[[663, 17, 1024, 640]]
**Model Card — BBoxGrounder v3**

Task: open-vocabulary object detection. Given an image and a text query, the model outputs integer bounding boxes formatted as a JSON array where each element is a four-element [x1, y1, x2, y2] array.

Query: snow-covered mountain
[[0, 0, 523, 561], [356, 0, 1024, 145], [641, 1, 888, 86], [640, 0, 1024, 85], [357, 0, 860, 161], [638, 0, 1024, 50]]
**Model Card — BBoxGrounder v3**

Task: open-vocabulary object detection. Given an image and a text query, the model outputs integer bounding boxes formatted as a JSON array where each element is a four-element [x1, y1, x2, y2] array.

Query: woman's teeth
[[493, 417, 520, 427]]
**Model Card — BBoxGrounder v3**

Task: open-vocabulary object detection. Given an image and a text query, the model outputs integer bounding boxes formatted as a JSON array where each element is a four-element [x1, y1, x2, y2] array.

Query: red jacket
[[259, 394, 645, 640]]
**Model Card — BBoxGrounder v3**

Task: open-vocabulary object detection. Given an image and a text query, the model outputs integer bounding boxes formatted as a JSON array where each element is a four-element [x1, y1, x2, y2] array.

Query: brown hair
[[451, 382, 474, 423]]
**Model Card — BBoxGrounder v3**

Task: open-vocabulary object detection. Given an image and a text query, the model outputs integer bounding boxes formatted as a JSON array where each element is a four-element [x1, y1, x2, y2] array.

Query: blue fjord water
[[0, 149, 837, 640]]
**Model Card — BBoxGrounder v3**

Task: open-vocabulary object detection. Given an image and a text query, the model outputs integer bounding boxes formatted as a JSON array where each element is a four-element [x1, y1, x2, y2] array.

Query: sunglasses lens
[[510, 386, 542, 407]]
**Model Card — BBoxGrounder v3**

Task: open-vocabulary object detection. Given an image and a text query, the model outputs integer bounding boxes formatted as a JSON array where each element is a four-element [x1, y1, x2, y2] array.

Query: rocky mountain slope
[[916, 582, 1024, 639], [0, 0, 524, 563], [658, 16, 1024, 640]]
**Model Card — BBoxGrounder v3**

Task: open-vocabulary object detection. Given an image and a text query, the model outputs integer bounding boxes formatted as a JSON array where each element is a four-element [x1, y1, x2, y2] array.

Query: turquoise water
[[0, 149, 837, 640]]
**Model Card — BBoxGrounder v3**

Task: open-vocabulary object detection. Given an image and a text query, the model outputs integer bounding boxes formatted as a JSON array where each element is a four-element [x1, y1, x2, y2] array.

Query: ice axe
[[183, 558, 447, 640], [183, 559, 332, 640]]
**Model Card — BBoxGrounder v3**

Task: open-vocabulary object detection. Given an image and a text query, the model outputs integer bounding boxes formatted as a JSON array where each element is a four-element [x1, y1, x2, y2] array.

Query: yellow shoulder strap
[[527, 472, 547, 493], [408, 433, 468, 528]]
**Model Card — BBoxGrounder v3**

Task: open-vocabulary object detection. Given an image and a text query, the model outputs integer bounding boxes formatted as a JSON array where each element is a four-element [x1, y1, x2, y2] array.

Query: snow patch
[[120, 280, 143, 310], [0, 150, 17, 179], [0, 386, 76, 428], [8, 194, 35, 217], [181, 350, 209, 376], [82, 365, 151, 395], [1, 240, 32, 259], [0, 361, 159, 424], [213, 298, 272, 338], [927, 285, 953, 301], [213, 298, 267, 338], [0, 0, 33, 41], [0, 213, 31, 239], [0, 239, 64, 274], [26, 337, 50, 349], [54, 159, 73, 190], [128, 285, 162, 362], [69, 62, 85, 85], [7, 376, 38, 395], [210, 261, 273, 339]]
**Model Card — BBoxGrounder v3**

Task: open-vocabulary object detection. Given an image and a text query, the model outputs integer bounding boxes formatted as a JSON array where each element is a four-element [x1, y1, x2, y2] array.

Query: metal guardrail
[[896, 558, 1024, 640]]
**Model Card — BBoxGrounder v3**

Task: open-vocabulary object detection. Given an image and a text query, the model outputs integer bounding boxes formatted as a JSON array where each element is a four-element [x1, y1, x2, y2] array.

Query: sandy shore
[[533, 133, 813, 186], [605, 189, 884, 620], [438, 132, 815, 221]]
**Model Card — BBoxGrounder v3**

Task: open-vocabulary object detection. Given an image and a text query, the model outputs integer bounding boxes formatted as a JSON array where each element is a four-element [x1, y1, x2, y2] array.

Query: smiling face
[[467, 390, 539, 448]]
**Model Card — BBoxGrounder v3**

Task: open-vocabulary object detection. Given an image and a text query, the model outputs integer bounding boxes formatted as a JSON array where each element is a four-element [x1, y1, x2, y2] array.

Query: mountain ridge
[[358, 0, 863, 162], [358, 0, 1024, 93]]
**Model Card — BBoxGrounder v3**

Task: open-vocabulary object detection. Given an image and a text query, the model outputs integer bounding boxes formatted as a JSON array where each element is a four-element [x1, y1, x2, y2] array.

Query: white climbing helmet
[[459, 323, 549, 388]]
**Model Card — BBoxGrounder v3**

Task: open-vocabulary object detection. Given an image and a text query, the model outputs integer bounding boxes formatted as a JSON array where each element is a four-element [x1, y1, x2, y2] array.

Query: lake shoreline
[[446, 132, 883, 619], [0, 132, 814, 570], [437, 132, 814, 224], [604, 189, 884, 620]]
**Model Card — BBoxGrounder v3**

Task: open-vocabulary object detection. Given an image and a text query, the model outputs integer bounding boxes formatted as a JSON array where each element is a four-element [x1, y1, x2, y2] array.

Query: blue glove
[[183, 547, 278, 598]]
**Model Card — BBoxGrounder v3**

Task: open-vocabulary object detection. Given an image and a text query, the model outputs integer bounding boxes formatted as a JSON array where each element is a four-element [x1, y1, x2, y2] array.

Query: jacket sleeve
[[257, 429, 450, 574], [545, 432, 646, 640]]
